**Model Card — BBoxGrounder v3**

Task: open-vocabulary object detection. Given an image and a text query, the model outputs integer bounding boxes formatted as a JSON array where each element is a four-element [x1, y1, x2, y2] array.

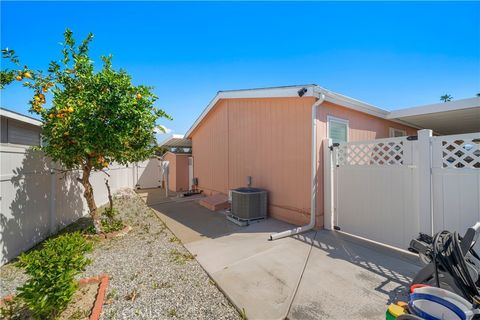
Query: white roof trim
[[185, 85, 390, 138], [315, 87, 389, 119], [157, 133, 192, 148], [387, 97, 480, 119], [0, 108, 42, 126]]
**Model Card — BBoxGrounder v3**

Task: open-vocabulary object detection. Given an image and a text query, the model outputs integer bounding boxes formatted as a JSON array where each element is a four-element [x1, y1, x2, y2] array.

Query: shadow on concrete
[[136, 187, 179, 206], [148, 192, 299, 243], [148, 194, 422, 319], [293, 230, 421, 306]]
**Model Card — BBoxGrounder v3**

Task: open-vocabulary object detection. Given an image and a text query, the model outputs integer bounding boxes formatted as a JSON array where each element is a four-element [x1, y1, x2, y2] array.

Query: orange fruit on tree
[[23, 72, 32, 79], [34, 96, 41, 101], [42, 87, 48, 93], [15, 76, 22, 81], [136, 93, 142, 99]]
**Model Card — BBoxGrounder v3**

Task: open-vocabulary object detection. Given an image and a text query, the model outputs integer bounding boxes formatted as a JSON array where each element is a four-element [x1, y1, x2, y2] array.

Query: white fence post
[[49, 162, 57, 235], [323, 138, 334, 230], [417, 129, 433, 235]]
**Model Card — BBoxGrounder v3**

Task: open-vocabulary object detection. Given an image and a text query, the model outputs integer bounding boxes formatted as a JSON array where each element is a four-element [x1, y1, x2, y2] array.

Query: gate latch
[[329, 143, 340, 151]]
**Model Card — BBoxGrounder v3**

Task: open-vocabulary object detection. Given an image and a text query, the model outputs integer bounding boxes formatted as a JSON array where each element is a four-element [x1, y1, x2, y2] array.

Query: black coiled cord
[[432, 230, 480, 306]]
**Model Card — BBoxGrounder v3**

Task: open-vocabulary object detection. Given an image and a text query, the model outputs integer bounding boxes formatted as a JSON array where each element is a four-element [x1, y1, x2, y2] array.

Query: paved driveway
[[146, 191, 420, 320]]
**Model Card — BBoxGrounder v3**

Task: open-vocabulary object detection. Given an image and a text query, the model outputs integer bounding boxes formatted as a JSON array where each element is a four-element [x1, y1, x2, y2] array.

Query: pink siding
[[191, 97, 418, 227], [192, 97, 315, 226], [163, 152, 191, 192]]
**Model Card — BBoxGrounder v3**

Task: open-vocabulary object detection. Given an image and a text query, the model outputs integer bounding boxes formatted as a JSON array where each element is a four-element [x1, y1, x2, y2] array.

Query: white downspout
[[270, 91, 326, 240]]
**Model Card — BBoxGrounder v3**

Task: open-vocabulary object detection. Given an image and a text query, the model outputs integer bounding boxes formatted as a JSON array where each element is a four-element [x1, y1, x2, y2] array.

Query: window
[[389, 127, 407, 138], [327, 116, 349, 144]]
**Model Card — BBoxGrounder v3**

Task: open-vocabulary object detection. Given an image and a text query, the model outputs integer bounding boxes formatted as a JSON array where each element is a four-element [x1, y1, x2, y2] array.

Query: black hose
[[431, 230, 480, 304]]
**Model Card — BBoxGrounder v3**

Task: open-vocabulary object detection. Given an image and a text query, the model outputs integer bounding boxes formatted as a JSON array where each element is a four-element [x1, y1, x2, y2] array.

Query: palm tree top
[[440, 94, 453, 102]]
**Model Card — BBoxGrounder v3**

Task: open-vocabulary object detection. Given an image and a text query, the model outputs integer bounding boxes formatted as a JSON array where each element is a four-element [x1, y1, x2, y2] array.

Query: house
[[158, 134, 193, 192], [181, 85, 479, 229], [0, 107, 42, 146]]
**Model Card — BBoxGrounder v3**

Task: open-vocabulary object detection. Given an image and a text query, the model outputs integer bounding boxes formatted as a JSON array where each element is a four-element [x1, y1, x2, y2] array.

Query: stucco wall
[[191, 97, 418, 227]]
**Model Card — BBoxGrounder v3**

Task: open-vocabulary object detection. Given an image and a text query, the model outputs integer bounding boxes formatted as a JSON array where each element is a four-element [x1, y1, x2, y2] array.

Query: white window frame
[[327, 115, 349, 143], [389, 127, 407, 138]]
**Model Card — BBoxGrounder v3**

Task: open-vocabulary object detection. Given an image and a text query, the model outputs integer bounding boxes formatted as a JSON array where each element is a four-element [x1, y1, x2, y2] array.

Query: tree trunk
[[105, 178, 113, 212], [81, 164, 101, 233]]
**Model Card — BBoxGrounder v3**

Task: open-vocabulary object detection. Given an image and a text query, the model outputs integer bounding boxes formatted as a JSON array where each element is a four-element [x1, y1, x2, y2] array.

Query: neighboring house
[[182, 85, 479, 228], [0, 108, 42, 146], [158, 134, 193, 192]]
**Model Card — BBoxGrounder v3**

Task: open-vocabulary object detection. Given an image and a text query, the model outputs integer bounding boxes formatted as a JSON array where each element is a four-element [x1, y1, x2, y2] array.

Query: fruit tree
[[4, 29, 170, 232]]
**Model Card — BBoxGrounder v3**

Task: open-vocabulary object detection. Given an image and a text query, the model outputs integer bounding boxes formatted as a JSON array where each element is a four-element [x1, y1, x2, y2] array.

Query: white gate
[[135, 157, 162, 189], [331, 136, 420, 249], [431, 133, 480, 235], [325, 130, 480, 250]]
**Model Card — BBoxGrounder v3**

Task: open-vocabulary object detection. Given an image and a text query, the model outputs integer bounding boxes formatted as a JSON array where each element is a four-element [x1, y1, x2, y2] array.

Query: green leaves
[[3, 29, 171, 231], [34, 29, 170, 171], [1, 48, 24, 89], [2, 48, 20, 65], [16, 232, 93, 319]]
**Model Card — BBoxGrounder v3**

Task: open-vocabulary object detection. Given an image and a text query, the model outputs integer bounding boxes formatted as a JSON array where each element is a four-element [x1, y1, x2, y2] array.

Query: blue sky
[[1, 1, 479, 138]]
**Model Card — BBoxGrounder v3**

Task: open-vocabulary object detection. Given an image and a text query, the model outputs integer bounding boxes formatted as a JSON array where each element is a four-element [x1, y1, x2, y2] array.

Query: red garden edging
[[0, 294, 14, 306], [0, 274, 110, 320], [85, 274, 110, 320]]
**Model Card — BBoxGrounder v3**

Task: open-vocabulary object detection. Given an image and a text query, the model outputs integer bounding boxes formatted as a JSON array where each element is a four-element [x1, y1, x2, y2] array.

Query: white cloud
[[155, 125, 172, 134]]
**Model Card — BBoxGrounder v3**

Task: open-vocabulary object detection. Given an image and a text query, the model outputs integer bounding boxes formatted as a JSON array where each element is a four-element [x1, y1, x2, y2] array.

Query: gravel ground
[[0, 189, 240, 320]]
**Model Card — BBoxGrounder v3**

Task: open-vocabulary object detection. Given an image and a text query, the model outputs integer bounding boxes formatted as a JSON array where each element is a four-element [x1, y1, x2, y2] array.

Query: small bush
[[83, 218, 123, 235], [101, 219, 124, 233], [103, 207, 118, 219], [16, 232, 92, 319]]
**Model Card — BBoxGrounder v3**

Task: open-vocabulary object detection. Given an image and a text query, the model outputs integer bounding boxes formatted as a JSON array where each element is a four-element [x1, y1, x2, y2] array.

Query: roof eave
[[185, 85, 319, 138], [387, 97, 480, 119], [185, 85, 395, 138], [0, 107, 42, 127]]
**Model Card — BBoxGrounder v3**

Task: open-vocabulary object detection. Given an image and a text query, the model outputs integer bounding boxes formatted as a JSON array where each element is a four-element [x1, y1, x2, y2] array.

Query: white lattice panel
[[337, 138, 406, 166], [440, 137, 480, 169]]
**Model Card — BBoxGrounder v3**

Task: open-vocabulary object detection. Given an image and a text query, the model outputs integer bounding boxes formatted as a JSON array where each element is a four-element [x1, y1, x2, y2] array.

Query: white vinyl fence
[[0, 144, 161, 265], [431, 133, 480, 234], [324, 129, 480, 250]]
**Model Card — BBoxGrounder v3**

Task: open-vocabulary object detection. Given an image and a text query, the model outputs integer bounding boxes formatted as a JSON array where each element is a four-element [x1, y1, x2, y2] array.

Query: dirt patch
[[59, 281, 99, 320], [0, 280, 100, 320]]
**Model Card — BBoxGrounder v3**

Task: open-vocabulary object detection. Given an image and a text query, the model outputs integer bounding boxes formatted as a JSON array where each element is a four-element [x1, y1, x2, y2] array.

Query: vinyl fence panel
[[0, 144, 156, 265]]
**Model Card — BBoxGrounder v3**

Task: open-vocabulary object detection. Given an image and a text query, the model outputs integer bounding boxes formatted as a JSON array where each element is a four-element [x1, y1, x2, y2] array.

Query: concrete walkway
[[145, 190, 420, 320]]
